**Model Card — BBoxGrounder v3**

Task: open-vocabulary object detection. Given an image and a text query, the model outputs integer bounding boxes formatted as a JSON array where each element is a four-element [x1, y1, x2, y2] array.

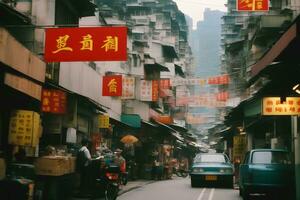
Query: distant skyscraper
[[191, 8, 224, 77]]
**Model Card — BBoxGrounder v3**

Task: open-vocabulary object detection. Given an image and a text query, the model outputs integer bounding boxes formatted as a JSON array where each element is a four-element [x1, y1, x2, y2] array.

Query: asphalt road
[[118, 177, 242, 200]]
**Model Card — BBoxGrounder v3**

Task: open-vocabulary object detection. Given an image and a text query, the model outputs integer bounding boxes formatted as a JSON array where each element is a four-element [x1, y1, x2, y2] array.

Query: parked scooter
[[90, 158, 121, 200]]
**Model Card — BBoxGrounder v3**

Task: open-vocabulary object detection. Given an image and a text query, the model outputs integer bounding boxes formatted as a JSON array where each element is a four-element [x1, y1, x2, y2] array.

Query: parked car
[[190, 153, 234, 188], [239, 149, 295, 199]]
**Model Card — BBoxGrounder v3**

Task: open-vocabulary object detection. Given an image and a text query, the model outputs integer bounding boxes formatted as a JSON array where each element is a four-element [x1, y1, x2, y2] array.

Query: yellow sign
[[8, 110, 40, 147], [98, 115, 110, 128], [233, 135, 246, 162], [262, 97, 300, 115]]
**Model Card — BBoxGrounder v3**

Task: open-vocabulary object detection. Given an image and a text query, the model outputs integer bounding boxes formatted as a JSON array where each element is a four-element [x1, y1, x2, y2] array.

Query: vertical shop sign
[[102, 75, 122, 96], [152, 80, 159, 101], [8, 110, 40, 147], [159, 79, 170, 97], [122, 76, 135, 99], [44, 27, 127, 62], [140, 80, 152, 101], [98, 115, 110, 128], [237, 0, 269, 11], [41, 89, 67, 114]]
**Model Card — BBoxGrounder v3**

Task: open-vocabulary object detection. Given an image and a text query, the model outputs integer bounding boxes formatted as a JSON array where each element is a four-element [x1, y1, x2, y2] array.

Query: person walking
[[76, 138, 92, 195]]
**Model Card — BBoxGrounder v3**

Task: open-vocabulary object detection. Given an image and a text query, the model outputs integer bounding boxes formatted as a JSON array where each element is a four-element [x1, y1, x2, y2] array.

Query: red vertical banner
[[152, 80, 159, 101], [159, 79, 171, 97], [41, 89, 67, 114], [102, 75, 122, 96], [237, 0, 269, 11]]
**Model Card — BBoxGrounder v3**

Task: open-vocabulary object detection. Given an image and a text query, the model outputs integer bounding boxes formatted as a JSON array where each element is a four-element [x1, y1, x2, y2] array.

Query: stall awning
[[0, 2, 31, 25], [175, 64, 185, 78], [121, 114, 141, 128], [162, 44, 178, 59], [144, 63, 169, 72], [154, 120, 184, 141]]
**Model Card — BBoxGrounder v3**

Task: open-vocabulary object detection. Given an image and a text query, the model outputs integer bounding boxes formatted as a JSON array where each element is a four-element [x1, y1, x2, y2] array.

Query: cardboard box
[[34, 156, 70, 176], [0, 158, 6, 180], [68, 157, 76, 173]]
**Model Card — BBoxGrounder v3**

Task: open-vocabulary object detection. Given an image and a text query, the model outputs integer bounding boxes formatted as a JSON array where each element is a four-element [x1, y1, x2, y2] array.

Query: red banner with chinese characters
[[152, 80, 159, 101], [102, 75, 122, 96], [159, 79, 170, 97], [44, 27, 127, 62], [237, 0, 269, 11], [207, 74, 230, 85], [41, 89, 67, 114], [216, 91, 229, 101]]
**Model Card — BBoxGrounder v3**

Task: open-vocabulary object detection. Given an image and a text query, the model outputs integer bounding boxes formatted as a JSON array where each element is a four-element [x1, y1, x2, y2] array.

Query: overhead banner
[[176, 95, 228, 107], [41, 89, 67, 114], [102, 75, 122, 96], [171, 74, 229, 86], [159, 79, 171, 97], [44, 27, 127, 62], [237, 0, 269, 11], [122, 76, 135, 99], [186, 114, 208, 124], [262, 97, 300, 115]]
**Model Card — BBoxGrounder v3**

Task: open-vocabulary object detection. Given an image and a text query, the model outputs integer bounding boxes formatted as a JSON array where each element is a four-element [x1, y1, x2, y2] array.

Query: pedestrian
[[114, 148, 126, 173], [76, 138, 92, 195]]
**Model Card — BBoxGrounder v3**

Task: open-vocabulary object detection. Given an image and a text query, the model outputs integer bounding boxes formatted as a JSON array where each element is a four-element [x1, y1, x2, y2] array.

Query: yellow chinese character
[[108, 78, 117, 93], [80, 34, 93, 51], [256, 1, 263, 9], [101, 36, 118, 52], [52, 35, 73, 54], [43, 98, 50, 106]]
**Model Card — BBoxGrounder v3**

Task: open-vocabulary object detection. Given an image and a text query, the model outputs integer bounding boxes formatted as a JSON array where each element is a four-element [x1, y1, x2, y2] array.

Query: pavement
[[72, 179, 155, 200], [118, 179, 155, 195]]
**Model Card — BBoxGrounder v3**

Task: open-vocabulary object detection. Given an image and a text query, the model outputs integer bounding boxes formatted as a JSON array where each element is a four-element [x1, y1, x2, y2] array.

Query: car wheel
[[191, 178, 197, 188], [225, 176, 233, 189], [242, 187, 250, 200]]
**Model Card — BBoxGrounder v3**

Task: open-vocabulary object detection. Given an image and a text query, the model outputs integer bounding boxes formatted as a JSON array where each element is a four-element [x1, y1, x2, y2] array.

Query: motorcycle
[[173, 163, 188, 178], [90, 158, 120, 200]]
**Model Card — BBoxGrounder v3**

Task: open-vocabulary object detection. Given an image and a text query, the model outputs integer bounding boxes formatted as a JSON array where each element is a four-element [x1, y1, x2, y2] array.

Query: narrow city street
[[119, 178, 242, 200]]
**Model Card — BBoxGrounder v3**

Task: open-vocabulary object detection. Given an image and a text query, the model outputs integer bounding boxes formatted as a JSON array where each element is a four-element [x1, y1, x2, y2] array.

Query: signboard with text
[[102, 75, 122, 96], [98, 115, 110, 128], [237, 0, 269, 11], [44, 27, 127, 62], [122, 76, 135, 99], [262, 97, 300, 115], [41, 89, 67, 114]]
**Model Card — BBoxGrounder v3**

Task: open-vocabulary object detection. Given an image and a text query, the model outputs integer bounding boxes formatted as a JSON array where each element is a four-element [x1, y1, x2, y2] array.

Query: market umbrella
[[120, 135, 139, 144]]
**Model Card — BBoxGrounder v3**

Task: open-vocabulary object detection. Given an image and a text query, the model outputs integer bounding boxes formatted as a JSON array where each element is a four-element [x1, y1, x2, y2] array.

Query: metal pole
[[291, 115, 300, 200]]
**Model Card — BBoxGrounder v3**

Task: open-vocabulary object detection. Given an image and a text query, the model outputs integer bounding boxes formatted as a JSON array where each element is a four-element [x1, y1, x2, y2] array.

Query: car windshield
[[195, 154, 227, 163], [252, 151, 291, 164]]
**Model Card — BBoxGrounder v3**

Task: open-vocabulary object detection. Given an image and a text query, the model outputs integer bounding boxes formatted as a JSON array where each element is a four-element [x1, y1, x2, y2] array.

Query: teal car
[[239, 149, 295, 199], [190, 153, 234, 188]]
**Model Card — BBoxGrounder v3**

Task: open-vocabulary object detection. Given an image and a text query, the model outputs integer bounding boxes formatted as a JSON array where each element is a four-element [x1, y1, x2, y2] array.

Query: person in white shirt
[[78, 138, 92, 194]]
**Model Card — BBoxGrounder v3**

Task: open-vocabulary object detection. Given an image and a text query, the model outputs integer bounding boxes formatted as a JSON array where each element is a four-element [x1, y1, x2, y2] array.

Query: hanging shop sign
[[99, 115, 110, 128], [102, 75, 122, 96], [262, 97, 300, 115], [233, 135, 247, 162], [149, 109, 173, 124], [9, 110, 40, 147], [152, 80, 159, 101], [44, 27, 127, 62], [159, 79, 171, 97], [140, 80, 159, 101], [237, 0, 269, 11], [41, 89, 67, 114], [122, 76, 135, 99]]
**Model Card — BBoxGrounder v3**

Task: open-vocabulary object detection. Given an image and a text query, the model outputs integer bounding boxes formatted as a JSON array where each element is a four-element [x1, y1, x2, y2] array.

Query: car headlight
[[193, 168, 204, 173], [219, 168, 233, 173]]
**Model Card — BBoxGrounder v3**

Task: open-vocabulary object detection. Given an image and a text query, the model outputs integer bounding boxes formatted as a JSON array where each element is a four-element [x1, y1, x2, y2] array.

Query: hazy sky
[[173, 0, 227, 29]]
